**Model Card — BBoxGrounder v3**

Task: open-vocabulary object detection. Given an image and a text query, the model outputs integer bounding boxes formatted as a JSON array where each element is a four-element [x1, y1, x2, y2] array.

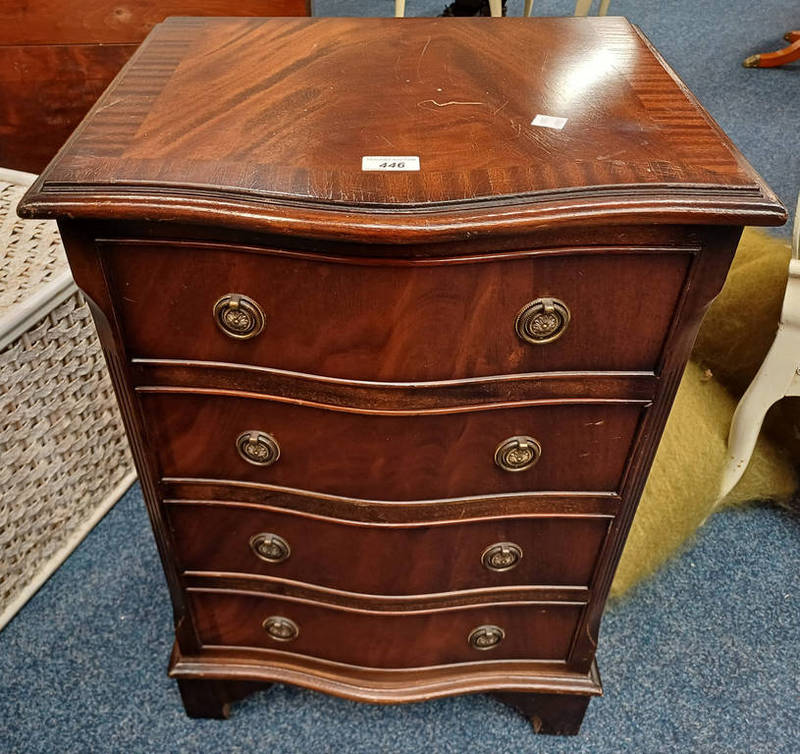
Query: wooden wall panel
[[1, 0, 311, 44], [0, 0, 311, 172], [0, 44, 136, 172]]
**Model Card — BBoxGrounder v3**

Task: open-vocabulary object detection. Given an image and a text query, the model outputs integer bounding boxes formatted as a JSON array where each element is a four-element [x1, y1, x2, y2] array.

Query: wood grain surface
[[134, 360, 659, 408], [188, 588, 584, 667], [161, 478, 621, 521], [139, 391, 647, 499], [103, 239, 691, 380], [0, 44, 136, 172], [1, 1, 310, 45], [0, 1, 309, 172], [17, 17, 786, 237], [168, 642, 602, 705], [166, 500, 612, 593]]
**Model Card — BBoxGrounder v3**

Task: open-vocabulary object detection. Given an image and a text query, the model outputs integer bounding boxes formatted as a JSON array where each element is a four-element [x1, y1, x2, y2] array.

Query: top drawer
[[101, 240, 692, 382]]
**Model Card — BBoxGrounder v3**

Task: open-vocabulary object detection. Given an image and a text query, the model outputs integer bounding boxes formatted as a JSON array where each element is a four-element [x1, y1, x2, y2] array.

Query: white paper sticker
[[362, 156, 420, 172], [531, 114, 568, 130]]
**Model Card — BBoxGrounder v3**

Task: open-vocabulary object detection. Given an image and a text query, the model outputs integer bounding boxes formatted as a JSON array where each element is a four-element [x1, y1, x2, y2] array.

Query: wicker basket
[[0, 168, 135, 630]]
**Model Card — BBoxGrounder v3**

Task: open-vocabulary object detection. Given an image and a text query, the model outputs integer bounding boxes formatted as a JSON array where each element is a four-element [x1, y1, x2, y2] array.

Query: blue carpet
[[314, 0, 799, 235], [1, 484, 798, 752]]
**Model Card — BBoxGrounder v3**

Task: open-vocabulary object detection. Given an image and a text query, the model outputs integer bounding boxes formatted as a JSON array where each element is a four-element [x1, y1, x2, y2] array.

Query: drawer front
[[103, 241, 691, 381], [141, 392, 645, 499], [189, 590, 583, 667], [167, 502, 611, 593]]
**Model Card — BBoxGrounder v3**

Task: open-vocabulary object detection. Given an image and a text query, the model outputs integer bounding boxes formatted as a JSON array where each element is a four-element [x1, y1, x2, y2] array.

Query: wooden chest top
[[19, 16, 785, 241]]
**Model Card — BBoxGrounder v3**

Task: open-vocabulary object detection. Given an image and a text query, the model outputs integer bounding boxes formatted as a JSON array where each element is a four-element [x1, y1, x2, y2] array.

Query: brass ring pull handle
[[236, 430, 280, 466], [515, 297, 570, 344], [494, 435, 541, 472], [262, 615, 299, 642], [468, 624, 505, 651], [250, 532, 291, 563], [481, 542, 523, 572], [213, 293, 266, 339]]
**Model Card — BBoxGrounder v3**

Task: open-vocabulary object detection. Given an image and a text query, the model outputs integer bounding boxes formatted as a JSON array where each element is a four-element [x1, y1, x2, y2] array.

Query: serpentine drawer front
[[140, 391, 646, 499], [188, 589, 585, 667], [18, 15, 785, 736], [101, 240, 692, 380]]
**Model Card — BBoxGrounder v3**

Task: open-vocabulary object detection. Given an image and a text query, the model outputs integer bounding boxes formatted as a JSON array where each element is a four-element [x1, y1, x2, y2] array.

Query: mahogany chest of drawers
[[19, 16, 785, 735], [0, 0, 310, 173]]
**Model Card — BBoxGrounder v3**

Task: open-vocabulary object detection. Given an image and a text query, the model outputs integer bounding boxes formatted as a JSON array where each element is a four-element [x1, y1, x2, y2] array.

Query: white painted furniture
[[720, 194, 800, 498]]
